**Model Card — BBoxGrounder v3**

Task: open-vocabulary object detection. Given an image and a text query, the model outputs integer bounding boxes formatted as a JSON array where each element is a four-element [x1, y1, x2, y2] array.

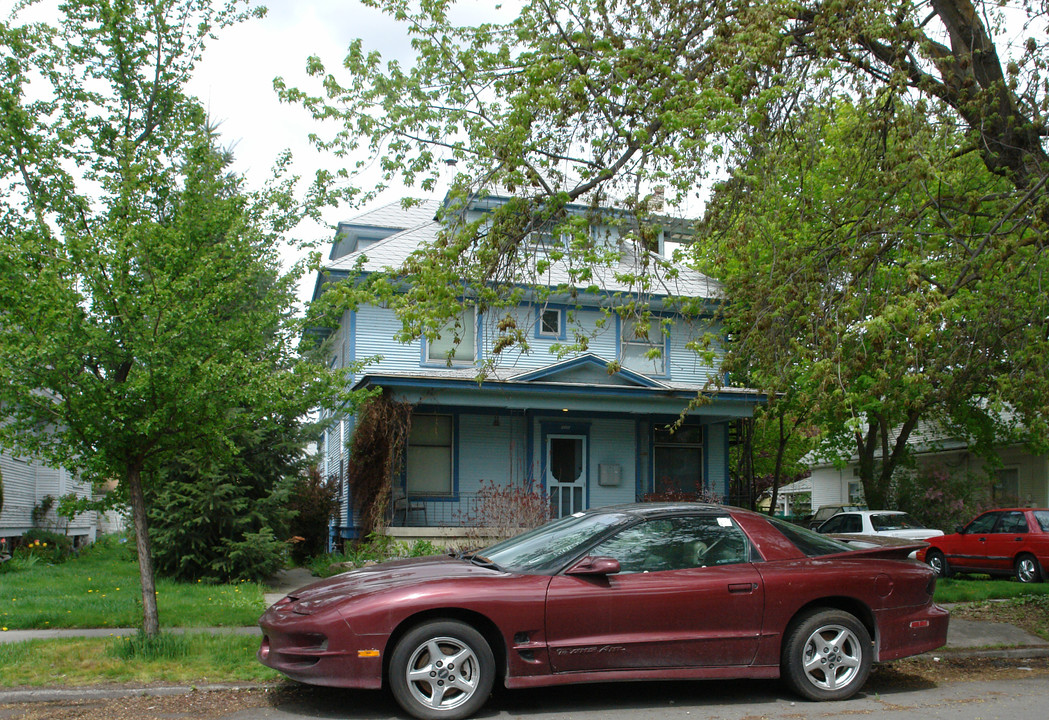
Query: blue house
[[312, 194, 761, 541]]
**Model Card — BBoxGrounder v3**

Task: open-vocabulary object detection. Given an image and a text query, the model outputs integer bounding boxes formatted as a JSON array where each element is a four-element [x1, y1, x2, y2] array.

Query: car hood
[[277, 555, 501, 614]]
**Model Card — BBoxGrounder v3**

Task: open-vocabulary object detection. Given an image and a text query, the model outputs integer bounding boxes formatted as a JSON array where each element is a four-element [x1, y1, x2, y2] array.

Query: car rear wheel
[[926, 549, 951, 578], [389, 620, 495, 720], [782, 609, 872, 701], [1015, 554, 1044, 584]]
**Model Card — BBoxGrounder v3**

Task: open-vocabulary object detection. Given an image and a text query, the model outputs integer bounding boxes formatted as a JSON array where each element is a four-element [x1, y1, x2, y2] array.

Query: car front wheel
[[389, 620, 495, 720], [926, 549, 951, 578], [1015, 554, 1044, 584], [782, 609, 873, 701]]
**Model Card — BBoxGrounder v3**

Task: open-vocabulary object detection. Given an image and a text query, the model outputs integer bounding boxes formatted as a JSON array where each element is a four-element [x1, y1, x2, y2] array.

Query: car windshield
[[1034, 511, 1049, 532], [871, 513, 925, 531], [766, 515, 855, 556], [480, 512, 630, 574]]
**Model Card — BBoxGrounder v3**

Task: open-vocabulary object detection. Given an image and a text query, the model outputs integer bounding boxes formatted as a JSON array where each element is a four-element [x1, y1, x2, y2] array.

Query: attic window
[[426, 309, 476, 365], [539, 309, 561, 337]]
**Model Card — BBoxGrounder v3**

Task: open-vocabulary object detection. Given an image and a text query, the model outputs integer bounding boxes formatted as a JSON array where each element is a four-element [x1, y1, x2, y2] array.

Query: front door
[[547, 434, 586, 518]]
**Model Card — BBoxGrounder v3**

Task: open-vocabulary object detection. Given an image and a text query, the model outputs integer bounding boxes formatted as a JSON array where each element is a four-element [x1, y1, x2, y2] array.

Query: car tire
[[781, 609, 873, 701], [1015, 554, 1044, 584], [389, 620, 495, 720], [926, 549, 951, 578]]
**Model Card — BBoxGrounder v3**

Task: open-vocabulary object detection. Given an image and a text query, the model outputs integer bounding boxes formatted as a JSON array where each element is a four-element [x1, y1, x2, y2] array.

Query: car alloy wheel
[[926, 549, 951, 578], [1015, 554, 1044, 584], [389, 620, 495, 720], [782, 609, 872, 701]]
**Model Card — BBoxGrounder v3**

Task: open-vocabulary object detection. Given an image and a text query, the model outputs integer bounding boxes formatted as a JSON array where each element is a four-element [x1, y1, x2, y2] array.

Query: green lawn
[[0, 633, 279, 686], [934, 575, 1049, 604], [0, 535, 267, 631]]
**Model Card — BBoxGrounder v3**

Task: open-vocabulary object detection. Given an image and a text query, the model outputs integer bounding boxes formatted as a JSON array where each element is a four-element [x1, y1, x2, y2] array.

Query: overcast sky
[[187, 0, 516, 301]]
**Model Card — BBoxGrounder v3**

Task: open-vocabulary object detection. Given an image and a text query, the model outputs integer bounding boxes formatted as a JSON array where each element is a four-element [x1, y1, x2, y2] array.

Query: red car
[[917, 508, 1049, 583], [259, 503, 947, 720]]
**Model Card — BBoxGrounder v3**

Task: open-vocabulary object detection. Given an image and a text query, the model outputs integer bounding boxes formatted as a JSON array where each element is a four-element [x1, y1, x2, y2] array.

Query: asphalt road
[[3, 660, 1046, 720]]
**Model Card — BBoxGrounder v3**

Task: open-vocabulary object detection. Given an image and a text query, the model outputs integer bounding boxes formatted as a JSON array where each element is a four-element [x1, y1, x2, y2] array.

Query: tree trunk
[[127, 463, 160, 636]]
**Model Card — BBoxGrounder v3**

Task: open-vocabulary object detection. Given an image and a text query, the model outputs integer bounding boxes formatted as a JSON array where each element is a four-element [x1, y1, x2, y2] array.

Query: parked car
[[807, 504, 868, 529], [917, 507, 1049, 583], [815, 511, 944, 541], [259, 503, 948, 720]]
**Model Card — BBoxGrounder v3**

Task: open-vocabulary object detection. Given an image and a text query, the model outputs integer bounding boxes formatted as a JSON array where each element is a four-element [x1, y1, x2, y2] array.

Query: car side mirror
[[955, 525, 965, 534], [566, 556, 621, 576]]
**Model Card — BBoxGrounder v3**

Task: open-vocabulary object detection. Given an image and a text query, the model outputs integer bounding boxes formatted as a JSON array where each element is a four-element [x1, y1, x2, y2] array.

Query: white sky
[[189, 0, 429, 301], [188, 1, 519, 303]]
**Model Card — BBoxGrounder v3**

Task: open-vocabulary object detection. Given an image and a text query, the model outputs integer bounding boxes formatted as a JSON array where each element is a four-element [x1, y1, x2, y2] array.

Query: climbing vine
[[346, 392, 414, 538]]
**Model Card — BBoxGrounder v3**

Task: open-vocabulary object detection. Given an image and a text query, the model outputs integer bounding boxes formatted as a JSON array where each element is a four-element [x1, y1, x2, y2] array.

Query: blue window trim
[[399, 411, 461, 502], [615, 313, 672, 380], [534, 304, 567, 341], [419, 306, 484, 369], [539, 419, 592, 509]]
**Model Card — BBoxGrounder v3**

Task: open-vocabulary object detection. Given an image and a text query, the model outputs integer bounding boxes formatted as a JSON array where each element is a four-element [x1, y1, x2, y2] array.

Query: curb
[[0, 682, 276, 705]]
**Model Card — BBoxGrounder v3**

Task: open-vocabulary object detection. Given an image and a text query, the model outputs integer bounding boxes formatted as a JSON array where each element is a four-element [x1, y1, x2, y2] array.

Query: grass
[[933, 576, 1049, 604], [0, 535, 267, 630], [0, 633, 279, 687]]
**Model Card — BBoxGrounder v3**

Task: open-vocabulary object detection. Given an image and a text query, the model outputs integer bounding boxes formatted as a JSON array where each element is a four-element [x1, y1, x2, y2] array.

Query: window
[[621, 317, 665, 375], [653, 426, 702, 495], [538, 308, 562, 337], [525, 226, 568, 254], [847, 480, 865, 504], [997, 511, 1028, 534], [966, 512, 999, 534], [406, 415, 453, 495], [994, 467, 1019, 501], [426, 309, 476, 365], [590, 515, 751, 574]]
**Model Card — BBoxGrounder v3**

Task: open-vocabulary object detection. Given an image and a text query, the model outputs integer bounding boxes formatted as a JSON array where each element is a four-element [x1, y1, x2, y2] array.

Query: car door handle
[[728, 583, 757, 594]]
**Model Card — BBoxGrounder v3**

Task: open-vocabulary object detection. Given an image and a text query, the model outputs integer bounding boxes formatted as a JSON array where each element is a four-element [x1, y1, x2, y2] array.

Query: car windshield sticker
[[717, 517, 732, 527]]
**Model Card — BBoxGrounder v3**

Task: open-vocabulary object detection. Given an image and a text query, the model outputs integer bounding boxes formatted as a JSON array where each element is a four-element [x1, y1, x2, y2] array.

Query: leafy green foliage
[[18, 529, 76, 564], [308, 532, 442, 577], [0, 0, 343, 634], [145, 421, 303, 583]]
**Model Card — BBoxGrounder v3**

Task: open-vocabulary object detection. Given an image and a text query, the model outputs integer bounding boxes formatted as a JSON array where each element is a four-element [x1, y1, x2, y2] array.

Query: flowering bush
[[19, 529, 74, 563], [895, 466, 1013, 532]]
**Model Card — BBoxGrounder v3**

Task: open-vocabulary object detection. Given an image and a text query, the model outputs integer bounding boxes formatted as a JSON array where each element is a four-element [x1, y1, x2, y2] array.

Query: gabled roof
[[511, 353, 669, 389], [319, 197, 722, 304]]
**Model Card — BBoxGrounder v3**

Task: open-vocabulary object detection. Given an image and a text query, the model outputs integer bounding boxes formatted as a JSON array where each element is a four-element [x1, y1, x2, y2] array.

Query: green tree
[[0, 1, 339, 635], [286, 0, 1048, 503], [146, 417, 309, 583], [701, 97, 1047, 507]]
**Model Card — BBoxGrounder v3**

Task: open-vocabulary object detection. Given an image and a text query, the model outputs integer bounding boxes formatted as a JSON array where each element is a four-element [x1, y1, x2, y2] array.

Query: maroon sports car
[[259, 503, 948, 720]]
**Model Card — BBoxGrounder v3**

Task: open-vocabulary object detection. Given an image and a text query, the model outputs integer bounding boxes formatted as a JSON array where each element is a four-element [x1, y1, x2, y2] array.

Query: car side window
[[841, 514, 862, 533], [820, 515, 845, 533], [589, 515, 750, 574], [997, 512, 1028, 534], [966, 512, 999, 534]]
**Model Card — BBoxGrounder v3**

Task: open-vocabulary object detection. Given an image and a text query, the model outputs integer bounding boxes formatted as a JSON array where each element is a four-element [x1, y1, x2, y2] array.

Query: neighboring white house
[[0, 448, 99, 546], [312, 194, 764, 541], [802, 420, 1048, 511]]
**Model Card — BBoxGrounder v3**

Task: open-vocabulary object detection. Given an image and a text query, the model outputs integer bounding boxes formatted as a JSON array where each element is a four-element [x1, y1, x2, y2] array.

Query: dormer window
[[425, 308, 477, 365], [620, 316, 666, 375]]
